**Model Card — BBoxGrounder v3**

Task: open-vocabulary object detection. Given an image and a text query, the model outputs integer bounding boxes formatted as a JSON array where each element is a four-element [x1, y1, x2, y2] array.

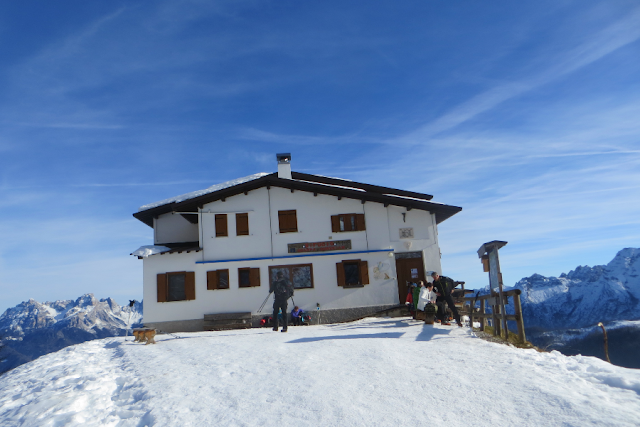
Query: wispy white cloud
[[395, 7, 640, 144], [236, 128, 369, 145]]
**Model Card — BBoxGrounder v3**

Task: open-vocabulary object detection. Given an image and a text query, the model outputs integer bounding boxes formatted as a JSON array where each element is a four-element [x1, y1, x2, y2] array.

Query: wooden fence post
[[480, 299, 486, 331], [513, 290, 526, 344]]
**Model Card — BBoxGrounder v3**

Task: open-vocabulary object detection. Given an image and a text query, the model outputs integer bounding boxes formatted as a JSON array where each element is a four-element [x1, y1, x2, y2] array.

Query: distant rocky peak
[[75, 294, 98, 307], [566, 264, 605, 283], [607, 248, 640, 273], [520, 273, 560, 289]]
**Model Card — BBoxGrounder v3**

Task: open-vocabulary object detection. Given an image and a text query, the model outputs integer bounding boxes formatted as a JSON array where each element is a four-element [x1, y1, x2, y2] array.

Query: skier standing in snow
[[270, 271, 294, 332], [431, 272, 462, 327]]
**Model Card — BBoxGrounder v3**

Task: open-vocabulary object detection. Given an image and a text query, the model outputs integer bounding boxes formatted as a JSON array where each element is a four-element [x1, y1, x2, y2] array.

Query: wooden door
[[395, 257, 426, 304]]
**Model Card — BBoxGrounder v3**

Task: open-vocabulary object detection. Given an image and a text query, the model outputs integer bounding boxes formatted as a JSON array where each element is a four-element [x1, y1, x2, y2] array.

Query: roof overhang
[[133, 172, 461, 228]]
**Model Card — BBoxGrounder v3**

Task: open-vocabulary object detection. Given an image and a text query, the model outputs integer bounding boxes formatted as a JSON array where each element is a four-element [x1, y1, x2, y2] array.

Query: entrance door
[[395, 256, 426, 304]]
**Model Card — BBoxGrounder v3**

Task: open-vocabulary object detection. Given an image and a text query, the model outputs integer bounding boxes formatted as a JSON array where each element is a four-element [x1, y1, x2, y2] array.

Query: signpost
[[477, 241, 509, 339]]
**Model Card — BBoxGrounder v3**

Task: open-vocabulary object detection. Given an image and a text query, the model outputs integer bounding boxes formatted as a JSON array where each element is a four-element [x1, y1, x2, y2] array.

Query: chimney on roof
[[276, 153, 292, 179]]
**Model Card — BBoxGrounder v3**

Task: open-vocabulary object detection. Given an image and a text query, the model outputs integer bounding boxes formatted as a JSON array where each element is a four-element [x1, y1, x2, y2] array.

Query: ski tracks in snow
[[0, 338, 153, 427]]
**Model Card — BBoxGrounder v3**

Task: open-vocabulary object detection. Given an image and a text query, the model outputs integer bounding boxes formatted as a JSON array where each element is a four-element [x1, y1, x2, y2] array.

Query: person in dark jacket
[[431, 272, 462, 327], [270, 271, 294, 332]]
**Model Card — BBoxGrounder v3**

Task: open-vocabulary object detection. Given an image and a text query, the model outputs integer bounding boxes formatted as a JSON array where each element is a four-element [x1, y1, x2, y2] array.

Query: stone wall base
[[251, 303, 400, 327], [143, 319, 204, 333], [145, 304, 402, 333]]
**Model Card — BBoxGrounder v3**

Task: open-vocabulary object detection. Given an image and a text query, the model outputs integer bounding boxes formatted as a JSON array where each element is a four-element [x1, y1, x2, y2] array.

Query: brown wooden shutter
[[185, 271, 196, 300], [207, 270, 217, 290], [236, 213, 249, 236], [215, 214, 228, 237], [336, 262, 345, 287], [360, 261, 369, 285], [157, 273, 167, 302], [250, 268, 261, 287], [356, 214, 366, 231], [331, 215, 340, 233], [343, 214, 352, 232], [278, 210, 298, 233]]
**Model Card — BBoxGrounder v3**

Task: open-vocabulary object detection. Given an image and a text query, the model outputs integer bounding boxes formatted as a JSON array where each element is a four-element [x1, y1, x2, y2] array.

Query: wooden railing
[[463, 289, 526, 344]]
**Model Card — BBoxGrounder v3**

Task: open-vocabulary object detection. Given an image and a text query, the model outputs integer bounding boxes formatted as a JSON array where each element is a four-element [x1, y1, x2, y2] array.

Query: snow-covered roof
[[132, 170, 461, 227], [138, 173, 270, 212], [130, 245, 171, 258]]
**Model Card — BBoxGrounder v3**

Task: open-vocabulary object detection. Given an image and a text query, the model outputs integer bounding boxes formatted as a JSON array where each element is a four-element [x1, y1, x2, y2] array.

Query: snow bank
[[1, 318, 639, 426]]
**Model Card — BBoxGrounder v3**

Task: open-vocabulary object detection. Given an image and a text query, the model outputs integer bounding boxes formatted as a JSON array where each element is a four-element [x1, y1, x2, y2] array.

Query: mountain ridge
[[0, 294, 142, 373], [507, 248, 640, 331]]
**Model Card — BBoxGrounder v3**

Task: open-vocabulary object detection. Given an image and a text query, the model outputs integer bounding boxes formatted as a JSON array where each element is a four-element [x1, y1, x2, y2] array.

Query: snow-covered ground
[[1, 317, 639, 427]]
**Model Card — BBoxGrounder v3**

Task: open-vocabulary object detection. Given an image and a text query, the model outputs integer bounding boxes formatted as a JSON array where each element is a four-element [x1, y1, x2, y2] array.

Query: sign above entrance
[[288, 240, 351, 254]]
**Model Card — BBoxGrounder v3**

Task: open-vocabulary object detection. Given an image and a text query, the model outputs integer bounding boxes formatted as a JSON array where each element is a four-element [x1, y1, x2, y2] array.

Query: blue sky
[[1, 1, 639, 312]]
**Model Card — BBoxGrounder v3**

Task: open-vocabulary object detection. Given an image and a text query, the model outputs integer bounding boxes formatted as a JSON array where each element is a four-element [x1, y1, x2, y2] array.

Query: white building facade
[[132, 155, 461, 332]]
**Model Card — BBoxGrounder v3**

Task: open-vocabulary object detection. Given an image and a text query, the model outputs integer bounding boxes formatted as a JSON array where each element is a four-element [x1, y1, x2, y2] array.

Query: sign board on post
[[477, 240, 508, 339]]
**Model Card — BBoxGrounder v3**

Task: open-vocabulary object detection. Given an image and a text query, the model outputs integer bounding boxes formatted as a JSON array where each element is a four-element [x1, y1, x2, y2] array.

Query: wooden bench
[[203, 312, 252, 331]]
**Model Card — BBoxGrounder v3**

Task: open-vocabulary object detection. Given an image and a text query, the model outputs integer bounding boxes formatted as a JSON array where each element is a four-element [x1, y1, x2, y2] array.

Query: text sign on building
[[288, 240, 352, 254]]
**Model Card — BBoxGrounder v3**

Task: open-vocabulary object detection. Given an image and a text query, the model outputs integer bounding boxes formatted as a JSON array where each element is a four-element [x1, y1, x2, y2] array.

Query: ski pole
[[258, 293, 271, 312], [125, 300, 135, 341]]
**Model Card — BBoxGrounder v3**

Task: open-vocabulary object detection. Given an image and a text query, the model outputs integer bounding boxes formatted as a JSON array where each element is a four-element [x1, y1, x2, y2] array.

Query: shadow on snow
[[287, 332, 405, 343]]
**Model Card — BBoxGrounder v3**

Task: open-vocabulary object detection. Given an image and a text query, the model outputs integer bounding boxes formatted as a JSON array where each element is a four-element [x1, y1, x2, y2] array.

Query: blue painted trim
[[195, 249, 394, 264]]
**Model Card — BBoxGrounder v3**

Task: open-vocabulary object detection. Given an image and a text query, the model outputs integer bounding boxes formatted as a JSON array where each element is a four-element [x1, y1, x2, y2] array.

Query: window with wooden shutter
[[331, 213, 366, 232], [157, 273, 168, 302], [336, 259, 369, 288], [236, 213, 249, 236], [215, 214, 228, 237], [158, 271, 196, 301], [278, 210, 298, 233], [343, 261, 361, 286], [239, 267, 260, 288], [207, 269, 229, 290]]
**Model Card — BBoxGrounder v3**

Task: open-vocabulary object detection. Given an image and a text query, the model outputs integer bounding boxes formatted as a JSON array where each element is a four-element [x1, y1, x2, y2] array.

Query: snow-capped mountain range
[[512, 248, 640, 331], [0, 294, 142, 373]]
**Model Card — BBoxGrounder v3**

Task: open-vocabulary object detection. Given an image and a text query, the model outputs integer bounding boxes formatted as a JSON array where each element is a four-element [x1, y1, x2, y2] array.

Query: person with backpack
[[270, 271, 294, 332], [431, 271, 462, 327], [418, 282, 438, 323]]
